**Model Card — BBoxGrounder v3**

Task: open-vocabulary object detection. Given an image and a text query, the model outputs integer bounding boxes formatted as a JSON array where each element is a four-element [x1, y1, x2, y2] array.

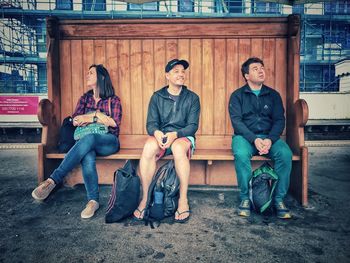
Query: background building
[[1, 0, 349, 141]]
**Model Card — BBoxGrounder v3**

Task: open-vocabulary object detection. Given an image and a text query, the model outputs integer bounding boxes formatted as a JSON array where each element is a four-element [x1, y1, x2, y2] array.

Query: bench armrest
[[287, 99, 309, 154], [294, 99, 309, 128], [37, 99, 59, 148], [38, 99, 55, 126]]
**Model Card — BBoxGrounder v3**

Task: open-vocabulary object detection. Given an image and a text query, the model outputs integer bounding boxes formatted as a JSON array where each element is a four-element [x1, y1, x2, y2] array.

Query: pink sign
[[0, 96, 39, 115]]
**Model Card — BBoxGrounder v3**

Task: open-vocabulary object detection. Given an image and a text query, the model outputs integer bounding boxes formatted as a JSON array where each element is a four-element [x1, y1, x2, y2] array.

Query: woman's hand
[[95, 111, 116, 127], [73, 113, 94, 126]]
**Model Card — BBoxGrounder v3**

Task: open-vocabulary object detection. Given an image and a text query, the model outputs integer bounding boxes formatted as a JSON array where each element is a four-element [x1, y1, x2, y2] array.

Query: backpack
[[105, 160, 140, 223], [249, 162, 278, 214], [58, 116, 76, 153], [144, 160, 180, 225]]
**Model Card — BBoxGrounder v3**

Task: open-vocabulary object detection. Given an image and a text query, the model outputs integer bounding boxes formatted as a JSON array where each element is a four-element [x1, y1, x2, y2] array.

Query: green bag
[[73, 123, 108, 140], [249, 163, 279, 214], [73, 97, 111, 140]]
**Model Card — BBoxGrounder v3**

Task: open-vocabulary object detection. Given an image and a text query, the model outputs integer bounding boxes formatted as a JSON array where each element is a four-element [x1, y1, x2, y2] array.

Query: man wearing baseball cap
[[133, 59, 200, 223]]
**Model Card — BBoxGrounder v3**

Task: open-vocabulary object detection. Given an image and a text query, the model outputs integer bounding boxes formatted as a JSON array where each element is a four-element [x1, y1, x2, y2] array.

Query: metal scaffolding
[[1, 0, 46, 94]]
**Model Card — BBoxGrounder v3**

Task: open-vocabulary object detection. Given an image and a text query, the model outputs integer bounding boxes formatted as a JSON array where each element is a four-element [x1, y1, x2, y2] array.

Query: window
[[325, 1, 350, 14], [178, 0, 194, 12], [301, 65, 338, 92], [55, 0, 72, 10], [254, 1, 280, 14], [215, 0, 243, 14], [83, 0, 106, 11], [293, 4, 304, 14], [128, 2, 159, 11]]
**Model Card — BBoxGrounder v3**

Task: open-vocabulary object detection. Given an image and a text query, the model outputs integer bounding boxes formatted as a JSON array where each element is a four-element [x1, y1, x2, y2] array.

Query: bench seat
[[46, 149, 301, 161]]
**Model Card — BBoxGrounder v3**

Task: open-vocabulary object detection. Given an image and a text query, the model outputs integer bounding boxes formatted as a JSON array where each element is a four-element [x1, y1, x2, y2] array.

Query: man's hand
[[254, 138, 265, 153], [154, 130, 166, 149], [163, 132, 178, 149], [261, 138, 272, 154], [254, 138, 272, 155]]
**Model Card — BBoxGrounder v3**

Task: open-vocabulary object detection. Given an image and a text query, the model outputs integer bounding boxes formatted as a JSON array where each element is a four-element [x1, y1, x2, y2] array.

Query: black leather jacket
[[146, 86, 200, 138]]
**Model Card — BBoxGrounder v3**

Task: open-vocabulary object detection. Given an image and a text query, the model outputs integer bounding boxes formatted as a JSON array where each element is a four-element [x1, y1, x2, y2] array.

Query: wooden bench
[[38, 15, 309, 206]]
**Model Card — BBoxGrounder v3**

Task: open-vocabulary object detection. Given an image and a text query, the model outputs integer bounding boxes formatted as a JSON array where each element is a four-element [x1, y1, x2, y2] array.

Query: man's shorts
[[156, 136, 195, 160]]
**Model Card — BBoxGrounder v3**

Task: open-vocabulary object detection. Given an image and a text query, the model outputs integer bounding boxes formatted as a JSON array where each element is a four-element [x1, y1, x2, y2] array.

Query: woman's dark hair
[[89, 64, 115, 99], [241, 57, 264, 81]]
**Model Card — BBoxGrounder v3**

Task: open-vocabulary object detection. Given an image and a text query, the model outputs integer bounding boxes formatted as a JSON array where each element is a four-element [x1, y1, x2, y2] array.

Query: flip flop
[[132, 208, 145, 221], [174, 210, 191, 224]]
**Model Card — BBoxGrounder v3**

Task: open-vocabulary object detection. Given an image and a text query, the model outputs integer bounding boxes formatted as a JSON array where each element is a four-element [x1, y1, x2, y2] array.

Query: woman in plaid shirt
[[32, 64, 122, 219]]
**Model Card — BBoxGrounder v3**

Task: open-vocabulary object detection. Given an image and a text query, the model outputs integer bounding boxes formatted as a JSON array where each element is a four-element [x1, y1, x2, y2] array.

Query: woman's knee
[[75, 134, 96, 151], [81, 151, 96, 166]]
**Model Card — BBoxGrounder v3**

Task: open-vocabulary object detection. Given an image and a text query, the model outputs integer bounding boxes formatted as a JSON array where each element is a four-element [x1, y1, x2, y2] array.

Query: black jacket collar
[[157, 85, 188, 99], [243, 84, 271, 96]]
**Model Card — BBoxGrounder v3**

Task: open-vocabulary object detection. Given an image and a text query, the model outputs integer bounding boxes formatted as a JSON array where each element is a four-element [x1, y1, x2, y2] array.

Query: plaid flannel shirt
[[72, 90, 122, 137]]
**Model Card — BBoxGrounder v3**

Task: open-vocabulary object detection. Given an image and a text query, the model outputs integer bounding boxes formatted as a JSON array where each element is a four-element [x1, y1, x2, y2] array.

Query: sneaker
[[275, 201, 292, 219], [81, 200, 99, 219], [32, 178, 56, 201], [238, 199, 251, 217]]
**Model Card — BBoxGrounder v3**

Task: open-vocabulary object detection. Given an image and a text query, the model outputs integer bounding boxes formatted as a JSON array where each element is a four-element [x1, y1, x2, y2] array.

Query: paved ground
[[0, 145, 349, 263]]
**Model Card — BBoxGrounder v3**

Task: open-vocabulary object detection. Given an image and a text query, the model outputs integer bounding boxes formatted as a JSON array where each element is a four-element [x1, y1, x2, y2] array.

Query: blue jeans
[[232, 135, 292, 204], [50, 133, 120, 202]]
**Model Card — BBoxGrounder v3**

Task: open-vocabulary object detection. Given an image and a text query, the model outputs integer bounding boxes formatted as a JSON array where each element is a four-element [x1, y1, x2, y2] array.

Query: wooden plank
[[262, 38, 276, 88], [190, 39, 202, 135], [142, 40, 155, 135], [154, 39, 166, 90], [46, 18, 61, 128], [202, 39, 214, 135], [46, 149, 300, 161], [118, 40, 131, 135], [82, 40, 94, 93], [226, 39, 238, 135], [94, 39, 106, 65], [130, 40, 143, 134], [59, 40, 72, 120], [178, 39, 190, 85], [275, 38, 287, 110], [106, 40, 119, 96], [214, 39, 226, 135], [238, 39, 251, 88], [166, 39, 178, 61], [251, 38, 263, 58], [70, 40, 83, 114], [275, 38, 287, 139], [59, 19, 289, 39]]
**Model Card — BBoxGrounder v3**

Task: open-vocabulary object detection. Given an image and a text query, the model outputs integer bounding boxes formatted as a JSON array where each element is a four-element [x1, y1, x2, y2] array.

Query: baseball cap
[[165, 59, 189, 73]]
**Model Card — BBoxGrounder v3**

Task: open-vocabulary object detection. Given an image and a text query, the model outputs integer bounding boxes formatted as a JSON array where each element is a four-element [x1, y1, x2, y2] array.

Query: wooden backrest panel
[[48, 17, 299, 150]]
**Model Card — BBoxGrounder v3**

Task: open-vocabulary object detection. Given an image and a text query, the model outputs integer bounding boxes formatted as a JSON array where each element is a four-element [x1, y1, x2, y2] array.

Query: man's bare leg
[[171, 139, 191, 221], [133, 137, 161, 219]]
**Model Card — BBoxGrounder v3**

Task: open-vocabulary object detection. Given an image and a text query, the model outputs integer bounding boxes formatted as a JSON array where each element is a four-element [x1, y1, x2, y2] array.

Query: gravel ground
[[0, 146, 349, 263]]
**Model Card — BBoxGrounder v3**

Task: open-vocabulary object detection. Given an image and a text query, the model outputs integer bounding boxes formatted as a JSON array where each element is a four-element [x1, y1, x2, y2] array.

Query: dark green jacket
[[228, 84, 285, 143], [146, 86, 200, 138]]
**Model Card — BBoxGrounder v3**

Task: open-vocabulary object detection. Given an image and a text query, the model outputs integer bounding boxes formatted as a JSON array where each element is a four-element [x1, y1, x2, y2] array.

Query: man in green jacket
[[133, 59, 200, 223], [229, 57, 292, 219]]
